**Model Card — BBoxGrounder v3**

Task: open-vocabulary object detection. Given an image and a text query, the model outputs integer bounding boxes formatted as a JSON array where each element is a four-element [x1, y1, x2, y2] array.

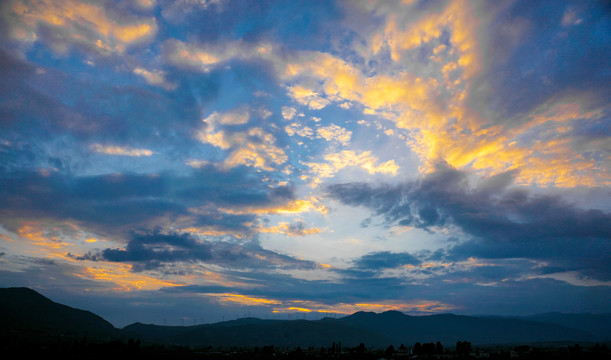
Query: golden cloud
[[258, 222, 322, 237], [304, 150, 399, 186], [210, 293, 457, 315], [219, 197, 328, 216], [197, 110, 288, 171], [6, 0, 157, 54], [77, 264, 182, 292], [90, 144, 155, 157]]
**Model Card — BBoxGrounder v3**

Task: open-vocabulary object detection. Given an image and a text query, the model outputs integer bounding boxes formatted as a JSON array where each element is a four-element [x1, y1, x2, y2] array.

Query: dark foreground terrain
[[1, 287, 610, 359]]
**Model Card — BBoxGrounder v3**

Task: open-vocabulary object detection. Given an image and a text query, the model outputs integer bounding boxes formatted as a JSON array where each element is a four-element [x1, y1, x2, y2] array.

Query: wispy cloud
[[90, 144, 155, 157], [4, 0, 157, 55]]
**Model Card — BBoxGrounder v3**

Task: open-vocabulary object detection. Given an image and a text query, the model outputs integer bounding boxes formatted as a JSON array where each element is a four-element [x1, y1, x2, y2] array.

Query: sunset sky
[[1, 0, 610, 328]]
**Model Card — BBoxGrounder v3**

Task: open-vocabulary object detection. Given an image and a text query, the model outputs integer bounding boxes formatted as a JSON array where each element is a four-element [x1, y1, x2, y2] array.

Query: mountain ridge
[[1, 287, 607, 348], [0, 287, 117, 335]]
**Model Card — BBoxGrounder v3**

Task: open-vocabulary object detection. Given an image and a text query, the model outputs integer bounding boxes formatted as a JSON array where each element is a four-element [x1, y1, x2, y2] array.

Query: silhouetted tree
[[435, 341, 444, 354], [422, 342, 435, 355], [290, 347, 305, 360], [385, 344, 395, 358], [593, 343, 609, 354], [569, 343, 582, 356], [456, 341, 471, 355], [127, 338, 140, 354], [413, 342, 422, 355], [261, 345, 274, 357]]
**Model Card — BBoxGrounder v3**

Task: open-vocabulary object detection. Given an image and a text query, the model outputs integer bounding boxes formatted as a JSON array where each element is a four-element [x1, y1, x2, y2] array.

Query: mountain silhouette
[[338, 310, 594, 345], [518, 312, 611, 341], [1, 287, 605, 349], [124, 318, 391, 347], [0, 287, 118, 339]]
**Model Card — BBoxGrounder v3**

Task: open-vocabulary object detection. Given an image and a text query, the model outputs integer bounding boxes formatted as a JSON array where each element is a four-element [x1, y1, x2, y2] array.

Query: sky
[[0, 0, 610, 328]]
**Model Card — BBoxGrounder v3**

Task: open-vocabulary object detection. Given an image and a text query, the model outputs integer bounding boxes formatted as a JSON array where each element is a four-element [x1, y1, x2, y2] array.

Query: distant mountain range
[[1, 287, 609, 348]]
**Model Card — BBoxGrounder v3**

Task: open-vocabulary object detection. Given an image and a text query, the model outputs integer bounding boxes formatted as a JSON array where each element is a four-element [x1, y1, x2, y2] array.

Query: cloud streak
[[328, 163, 611, 280]]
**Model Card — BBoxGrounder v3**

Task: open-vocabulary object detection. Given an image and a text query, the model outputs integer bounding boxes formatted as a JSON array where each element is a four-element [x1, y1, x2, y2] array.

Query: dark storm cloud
[[448, 237, 611, 281], [352, 251, 421, 270], [0, 170, 178, 228], [0, 164, 296, 236], [327, 162, 611, 280], [77, 229, 213, 267], [77, 229, 317, 272]]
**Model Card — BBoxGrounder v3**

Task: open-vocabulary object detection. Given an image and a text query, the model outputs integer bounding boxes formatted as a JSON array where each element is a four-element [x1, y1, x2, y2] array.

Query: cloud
[[327, 163, 611, 280], [353, 251, 421, 270], [287, 85, 331, 110], [78, 229, 212, 268], [163, 38, 275, 73], [259, 221, 322, 237], [166, 274, 459, 315], [218, 197, 328, 216], [285, 123, 314, 137], [78, 228, 318, 272], [281, 106, 297, 120], [279, 1, 610, 188], [160, 0, 222, 23], [3, 0, 157, 55], [133, 67, 177, 90], [316, 124, 352, 146], [196, 108, 287, 171], [1, 0, 609, 322], [0, 165, 299, 237], [205, 292, 454, 315], [154, 0, 609, 188], [304, 150, 399, 186], [90, 144, 155, 156]]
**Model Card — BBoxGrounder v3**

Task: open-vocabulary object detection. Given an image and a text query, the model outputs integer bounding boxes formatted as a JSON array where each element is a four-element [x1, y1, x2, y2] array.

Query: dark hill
[[339, 310, 594, 345], [518, 313, 611, 341], [0, 287, 603, 349], [124, 318, 392, 347], [0, 287, 118, 339]]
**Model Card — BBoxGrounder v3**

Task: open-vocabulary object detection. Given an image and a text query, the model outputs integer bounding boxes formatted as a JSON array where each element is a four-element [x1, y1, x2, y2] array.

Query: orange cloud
[[285, 122, 314, 137], [78, 264, 182, 292], [316, 124, 352, 145], [164, 39, 277, 73], [90, 144, 155, 156], [6, 0, 157, 54], [218, 197, 328, 216], [212, 295, 456, 315], [0, 234, 15, 242], [434, 102, 609, 187], [133, 67, 176, 90], [360, 1, 608, 187], [209, 293, 282, 306], [17, 222, 71, 258], [196, 110, 288, 171], [258, 222, 322, 237], [180, 226, 249, 239], [303, 150, 399, 186], [162, 1, 608, 188]]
